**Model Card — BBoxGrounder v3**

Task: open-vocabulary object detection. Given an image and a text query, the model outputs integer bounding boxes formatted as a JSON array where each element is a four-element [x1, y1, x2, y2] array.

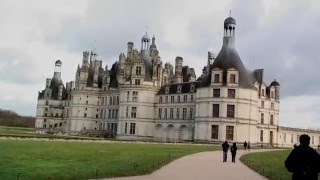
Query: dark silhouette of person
[[285, 134, 320, 180], [244, 141, 248, 150], [230, 143, 237, 163], [222, 141, 229, 162], [247, 141, 251, 151]]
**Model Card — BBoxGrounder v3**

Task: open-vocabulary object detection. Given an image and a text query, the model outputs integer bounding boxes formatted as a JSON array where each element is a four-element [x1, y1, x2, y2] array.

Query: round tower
[[141, 32, 150, 51], [270, 79, 280, 100]]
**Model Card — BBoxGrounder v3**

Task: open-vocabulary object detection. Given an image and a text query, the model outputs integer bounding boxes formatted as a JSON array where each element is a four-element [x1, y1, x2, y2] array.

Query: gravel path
[[107, 149, 272, 180]]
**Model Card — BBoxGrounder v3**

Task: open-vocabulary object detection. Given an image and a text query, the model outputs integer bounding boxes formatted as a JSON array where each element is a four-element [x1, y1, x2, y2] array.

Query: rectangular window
[[108, 109, 111, 118], [132, 91, 138, 102], [125, 122, 127, 134], [260, 130, 263, 142], [213, 89, 220, 97], [86, 100, 88, 105], [136, 66, 142, 76], [127, 91, 130, 101], [159, 96, 163, 103], [164, 108, 167, 119], [112, 109, 115, 118], [182, 108, 187, 119], [171, 96, 174, 103], [214, 74, 219, 83], [178, 96, 181, 103], [105, 97, 108, 105], [261, 101, 264, 108], [176, 108, 180, 119], [126, 106, 129, 118], [115, 109, 118, 118], [271, 102, 274, 110], [190, 108, 193, 119], [261, 113, 264, 124], [130, 123, 136, 134], [226, 126, 234, 140], [135, 79, 141, 85], [270, 115, 274, 125], [227, 105, 235, 118], [230, 74, 236, 83], [158, 108, 162, 119], [183, 95, 187, 102], [191, 95, 194, 101], [261, 89, 265, 96], [212, 104, 219, 117], [131, 107, 137, 118], [170, 108, 174, 119], [228, 89, 235, 98], [84, 113, 87, 118], [211, 125, 219, 139]]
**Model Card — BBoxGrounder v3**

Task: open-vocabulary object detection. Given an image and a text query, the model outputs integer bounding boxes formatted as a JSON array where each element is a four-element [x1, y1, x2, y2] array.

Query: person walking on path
[[285, 134, 320, 180], [230, 143, 237, 163], [247, 141, 251, 151], [222, 141, 229, 162], [243, 141, 247, 150]]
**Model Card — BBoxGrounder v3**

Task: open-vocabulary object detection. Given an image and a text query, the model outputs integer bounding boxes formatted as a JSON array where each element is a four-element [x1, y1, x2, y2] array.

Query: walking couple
[[222, 141, 237, 163]]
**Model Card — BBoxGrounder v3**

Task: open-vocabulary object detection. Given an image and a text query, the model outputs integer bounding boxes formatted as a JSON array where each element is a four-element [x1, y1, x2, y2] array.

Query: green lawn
[[0, 140, 218, 179], [240, 150, 293, 180]]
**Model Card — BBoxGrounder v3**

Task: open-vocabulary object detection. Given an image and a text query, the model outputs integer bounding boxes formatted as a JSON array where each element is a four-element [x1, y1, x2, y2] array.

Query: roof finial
[[229, 10, 232, 17], [146, 26, 148, 35]]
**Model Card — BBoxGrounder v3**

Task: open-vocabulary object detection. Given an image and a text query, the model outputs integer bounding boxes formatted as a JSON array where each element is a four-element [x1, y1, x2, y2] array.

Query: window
[[171, 96, 174, 103], [270, 115, 274, 125], [190, 95, 194, 101], [213, 89, 220, 97], [112, 109, 115, 118], [261, 113, 264, 124], [177, 86, 181, 93], [228, 89, 235, 98], [214, 74, 219, 83], [126, 106, 129, 118], [227, 105, 235, 118], [212, 104, 219, 117], [46, 100, 49, 105], [260, 130, 263, 142], [261, 101, 264, 108], [132, 91, 138, 102], [86, 100, 88, 105], [271, 103, 274, 110], [136, 66, 142, 76], [130, 123, 136, 134], [211, 125, 219, 139], [108, 109, 111, 118], [127, 91, 130, 101], [176, 108, 180, 119], [158, 108, 162, 119], [271, 91, 275, 98], [261, 89, 265, 96], [125, 122, 128, 134], [177, 96, 181, 103], [165, 86, 169, 94], [84, 113, 87, 117], [183, 95, 187, 102], [131, 107, 137, 118], [230, 74, 236, 83], [226, 126, 234, 140], [165, 96, 168, 103], [105, 97, 108, 105], [159, 96, 163, 103], [135, 79, 141, 85], [115, 109, 118, 118], [182, 108, 187, 119], [170, 108, 174, 119], [164, 108, 167, 119], [189, 108, 193, 119]]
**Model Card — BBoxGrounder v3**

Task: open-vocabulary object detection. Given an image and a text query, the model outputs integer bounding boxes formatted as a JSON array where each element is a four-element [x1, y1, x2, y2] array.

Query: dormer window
[[214, 74, 220, 83], [165, 86, 169, 94], [230, 74, 236, 83], [190, 84, 195, 92], [177, 85, 182, 93], [271, 91, 274, 98], [261, 89, 265, 96]]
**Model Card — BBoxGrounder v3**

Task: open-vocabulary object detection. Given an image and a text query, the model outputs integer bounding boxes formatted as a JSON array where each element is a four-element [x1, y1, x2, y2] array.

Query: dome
[[224, 17, 236, 25], [270, 79, 280, 86], [55, 60, 62, 65], [142, 33, 150, 40]]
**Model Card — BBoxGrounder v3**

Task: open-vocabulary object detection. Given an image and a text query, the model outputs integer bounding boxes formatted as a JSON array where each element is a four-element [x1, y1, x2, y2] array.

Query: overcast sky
[[0, 0, 320, 129]]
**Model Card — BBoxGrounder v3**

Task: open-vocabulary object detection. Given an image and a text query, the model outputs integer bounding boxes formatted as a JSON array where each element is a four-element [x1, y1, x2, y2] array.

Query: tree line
[[0, 109, 35, 127]]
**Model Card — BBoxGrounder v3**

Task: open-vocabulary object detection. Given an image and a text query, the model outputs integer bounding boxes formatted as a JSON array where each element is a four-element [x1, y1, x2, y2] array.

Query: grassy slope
[[0, 140, 218, 179]]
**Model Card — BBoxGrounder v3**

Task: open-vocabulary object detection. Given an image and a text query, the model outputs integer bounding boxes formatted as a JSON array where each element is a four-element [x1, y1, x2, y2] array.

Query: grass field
[[0, 140, 218, 179]]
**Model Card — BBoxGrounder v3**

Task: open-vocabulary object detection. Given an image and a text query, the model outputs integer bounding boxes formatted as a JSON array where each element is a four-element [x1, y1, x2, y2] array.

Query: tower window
[[226, 126, 234, 140], [230, 74, 236, 83], [270, 115, 274, 125], [212, 104, 219, 117], [214, 74, 220, 83], [228, 89, 235, 98], [227, 105, 235, 118], [261, 113, 264, 124], [211, 125, 219, 139], [213, 89, 220, 97], [260, 130, 263, 142]]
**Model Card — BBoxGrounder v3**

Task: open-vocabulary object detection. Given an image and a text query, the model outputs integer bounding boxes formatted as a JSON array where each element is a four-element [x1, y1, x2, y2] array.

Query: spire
[[150, 35, 157, 50]]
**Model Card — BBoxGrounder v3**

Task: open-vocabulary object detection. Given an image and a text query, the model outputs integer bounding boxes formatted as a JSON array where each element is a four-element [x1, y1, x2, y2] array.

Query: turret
[[127, 42, 134, 58], [141, 32, 150, 59], [207, 51, 214, 74], [53, 60, 62, 81], [175, 56, 183, 83], [270, 79, 280, 100], [82, 51, 90, 68]]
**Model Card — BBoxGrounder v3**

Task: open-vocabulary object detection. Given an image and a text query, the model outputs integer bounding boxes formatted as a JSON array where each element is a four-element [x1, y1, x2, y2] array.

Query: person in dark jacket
[[222, 141, 229, 162], [230, 143, 237, 163], [285, 134, 320, 180], [243, 141, 248, 150]]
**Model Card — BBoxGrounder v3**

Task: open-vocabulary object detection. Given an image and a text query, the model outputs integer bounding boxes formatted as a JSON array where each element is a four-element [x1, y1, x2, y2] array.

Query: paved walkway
[[107, 149, 274, 180]]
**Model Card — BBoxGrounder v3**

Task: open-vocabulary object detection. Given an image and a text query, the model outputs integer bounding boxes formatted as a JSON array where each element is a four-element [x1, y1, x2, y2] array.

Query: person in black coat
[[222, 141, 229, 162], [285, 134, 320, 180], [230, 143, 238, 163], [243, 141, 247, 150]]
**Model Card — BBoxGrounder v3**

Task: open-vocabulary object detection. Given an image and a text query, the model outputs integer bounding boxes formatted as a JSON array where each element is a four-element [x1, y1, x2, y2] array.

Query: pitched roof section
[[157, 82, 200, 95]]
